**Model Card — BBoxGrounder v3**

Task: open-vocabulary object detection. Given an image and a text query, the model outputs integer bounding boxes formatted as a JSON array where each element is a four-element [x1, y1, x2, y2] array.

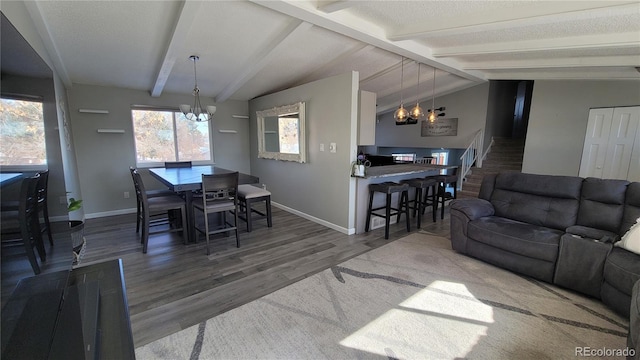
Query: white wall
[[523, 80, 640, 176], [375, 83, 490, 149], [249, 72, 359, 233], [66, 84, 249, 217]]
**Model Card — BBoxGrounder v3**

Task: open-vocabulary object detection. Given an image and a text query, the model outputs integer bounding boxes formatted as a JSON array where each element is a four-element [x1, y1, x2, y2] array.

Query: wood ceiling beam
[[151, 0, 202, 97]]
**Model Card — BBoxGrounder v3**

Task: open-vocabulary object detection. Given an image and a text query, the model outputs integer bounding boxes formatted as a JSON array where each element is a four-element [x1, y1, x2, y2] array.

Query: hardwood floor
[[1, 203, 452, 347]]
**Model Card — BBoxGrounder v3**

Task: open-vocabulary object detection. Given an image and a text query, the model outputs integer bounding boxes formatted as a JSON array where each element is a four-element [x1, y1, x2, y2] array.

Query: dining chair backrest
[[36, 170, 49, 204], [201, 172, 239, 205], [131, 169, 147, 204], [18, 174, 43, 274], [165, 161, 192, 168]]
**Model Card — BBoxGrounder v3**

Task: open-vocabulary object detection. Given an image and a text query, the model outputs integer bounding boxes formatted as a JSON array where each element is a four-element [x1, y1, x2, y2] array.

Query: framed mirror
[[257, 102, 306, 163]]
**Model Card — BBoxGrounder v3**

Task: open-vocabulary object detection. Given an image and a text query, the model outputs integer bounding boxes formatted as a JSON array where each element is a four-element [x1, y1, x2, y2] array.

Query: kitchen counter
[[353, 163, 458, 234], [362, 163, 455, 179]]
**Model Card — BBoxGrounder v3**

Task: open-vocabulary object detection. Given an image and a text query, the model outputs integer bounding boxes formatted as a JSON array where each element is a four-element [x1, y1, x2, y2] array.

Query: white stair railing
[[458, 129, 484, 190]]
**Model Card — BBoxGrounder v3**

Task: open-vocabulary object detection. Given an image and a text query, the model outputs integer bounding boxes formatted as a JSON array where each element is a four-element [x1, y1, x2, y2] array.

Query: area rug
[[135, 232, 630, 359]]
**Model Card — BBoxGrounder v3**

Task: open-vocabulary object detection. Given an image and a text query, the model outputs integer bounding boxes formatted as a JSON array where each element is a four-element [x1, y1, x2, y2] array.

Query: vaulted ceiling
[[8, 0, 640, 114]]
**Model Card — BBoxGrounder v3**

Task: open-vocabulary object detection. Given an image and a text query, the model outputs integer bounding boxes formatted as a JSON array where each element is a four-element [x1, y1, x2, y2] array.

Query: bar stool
[[434, 167, 459, 219], [237, 184, 272, 232], [365, 182, 410, 239], [400, 177, 438, 228]]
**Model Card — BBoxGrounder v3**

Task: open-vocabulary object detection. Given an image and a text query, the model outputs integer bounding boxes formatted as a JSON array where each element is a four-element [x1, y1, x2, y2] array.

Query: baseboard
[[85, 208, 136, 219], [272, 202, 355, 235]]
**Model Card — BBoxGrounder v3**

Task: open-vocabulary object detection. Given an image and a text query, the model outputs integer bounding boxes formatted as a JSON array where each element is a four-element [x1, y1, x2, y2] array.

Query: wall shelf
[[97, 129, 124, 134], [79, 109, 109, 114]]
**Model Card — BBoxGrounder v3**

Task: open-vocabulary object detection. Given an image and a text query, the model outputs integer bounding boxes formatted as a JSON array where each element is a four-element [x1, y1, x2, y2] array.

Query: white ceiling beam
[[388, 2, 637, 41], [215, 20, 313, 102], [151, 0, 202, 97], [317, 0, 354, 13], [486, 70, 640, 81], [434, 33, 640, 57], [360, 58, 411, 85], [23, 1, 72, 88], [465, 56, 640, 70], [250, 0, 486, 83]]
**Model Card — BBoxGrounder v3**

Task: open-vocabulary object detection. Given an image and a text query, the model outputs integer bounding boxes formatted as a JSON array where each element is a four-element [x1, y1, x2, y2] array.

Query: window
[[0, 97, 47, 166], [431, 151, 449, 165], [391, 153, 416, 162], [131, 109, 212, 166]]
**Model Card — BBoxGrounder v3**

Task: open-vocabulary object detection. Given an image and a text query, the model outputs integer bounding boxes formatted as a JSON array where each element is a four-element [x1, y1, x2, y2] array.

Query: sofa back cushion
[[622, 182, 640, 235], [577, 177, 629, 233], [490, 172, 583, 230]]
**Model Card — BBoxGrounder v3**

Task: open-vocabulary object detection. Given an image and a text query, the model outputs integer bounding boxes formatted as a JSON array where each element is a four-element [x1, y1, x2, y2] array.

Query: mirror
[[257, 102, 306, 163]]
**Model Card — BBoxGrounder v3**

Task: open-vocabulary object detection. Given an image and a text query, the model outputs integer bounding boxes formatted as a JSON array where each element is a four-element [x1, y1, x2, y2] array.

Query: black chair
[[131, 169, 187, 254], [165, 161, 192, 168], [400, 177, 438, 228], [433, 167, 459, 219], [365, 182, 410, 239], [193, 172, 240, 254], [129, 167, 176, 233], [237, 184, 272, 232], [1, 174, 46, 274]]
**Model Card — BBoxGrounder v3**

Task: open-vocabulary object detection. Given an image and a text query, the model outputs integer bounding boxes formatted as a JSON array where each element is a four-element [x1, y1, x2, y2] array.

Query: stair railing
[[459, 129, 484, 190]]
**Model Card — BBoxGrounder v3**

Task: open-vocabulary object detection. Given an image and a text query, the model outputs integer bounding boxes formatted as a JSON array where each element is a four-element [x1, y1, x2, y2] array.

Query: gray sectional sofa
[[450, 172, 640, 320]]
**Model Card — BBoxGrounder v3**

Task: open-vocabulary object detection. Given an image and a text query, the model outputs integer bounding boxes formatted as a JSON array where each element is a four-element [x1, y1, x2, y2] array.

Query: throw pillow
[[616, 217, 640, 255]]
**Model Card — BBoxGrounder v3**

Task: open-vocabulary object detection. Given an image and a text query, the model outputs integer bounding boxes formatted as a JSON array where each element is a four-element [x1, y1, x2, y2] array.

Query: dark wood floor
[[1, 203, 452, 347]]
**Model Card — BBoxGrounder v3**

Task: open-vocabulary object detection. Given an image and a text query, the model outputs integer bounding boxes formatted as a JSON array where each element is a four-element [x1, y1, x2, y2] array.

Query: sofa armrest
[[565, 225, 620, 243], [450, 198, 495, 221]]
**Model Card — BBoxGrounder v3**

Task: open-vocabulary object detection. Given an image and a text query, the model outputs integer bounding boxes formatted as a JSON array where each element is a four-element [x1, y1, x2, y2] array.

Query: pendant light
[[409, 62, 424, 121], [428, 67, 438, 122], [180, 55, 217, 122], [394, 57, 408, 123]]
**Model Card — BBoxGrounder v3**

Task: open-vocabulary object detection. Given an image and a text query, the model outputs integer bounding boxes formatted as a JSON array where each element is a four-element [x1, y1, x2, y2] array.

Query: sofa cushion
[[603, 247, 640, 297], [490, 172, 582, 230], [468, 216, 563, 262], [622, 183, 640, 235], [577, 177, 628, 234], [616, 217, 640, 255]]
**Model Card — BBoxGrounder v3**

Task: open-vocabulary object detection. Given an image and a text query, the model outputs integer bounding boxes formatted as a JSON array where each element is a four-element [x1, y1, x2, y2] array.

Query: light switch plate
[[320, 143, 325, 152], [330, 143, 336, 153]]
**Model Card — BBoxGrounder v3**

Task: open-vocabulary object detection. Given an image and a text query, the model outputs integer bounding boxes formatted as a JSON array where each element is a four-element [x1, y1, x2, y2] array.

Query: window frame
[[0, 94, 48, 172], [131, 106, 215, 168]]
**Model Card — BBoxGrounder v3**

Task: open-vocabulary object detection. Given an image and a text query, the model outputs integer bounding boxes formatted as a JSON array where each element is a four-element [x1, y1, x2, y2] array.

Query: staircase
[[459, 137, 525, 198]]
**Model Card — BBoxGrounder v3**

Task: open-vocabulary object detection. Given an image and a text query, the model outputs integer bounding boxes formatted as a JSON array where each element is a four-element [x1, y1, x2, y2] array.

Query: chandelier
[[180, 55, 216, 122]]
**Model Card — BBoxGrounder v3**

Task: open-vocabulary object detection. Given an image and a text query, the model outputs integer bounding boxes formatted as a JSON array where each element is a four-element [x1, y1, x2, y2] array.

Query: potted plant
[[68, 196, 84, 265]]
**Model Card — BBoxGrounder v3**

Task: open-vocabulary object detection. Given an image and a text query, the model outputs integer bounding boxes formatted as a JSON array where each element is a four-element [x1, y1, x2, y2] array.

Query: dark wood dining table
[[0, 173, 23, 187], [148, 166, 258, 243]]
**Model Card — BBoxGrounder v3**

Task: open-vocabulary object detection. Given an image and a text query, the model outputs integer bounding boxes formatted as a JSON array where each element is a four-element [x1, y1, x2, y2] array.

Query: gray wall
[[66, 84, 249, 217], [523, 80, 640, 176], [375, 83, 490, 150], [249, 72, 359, 233]]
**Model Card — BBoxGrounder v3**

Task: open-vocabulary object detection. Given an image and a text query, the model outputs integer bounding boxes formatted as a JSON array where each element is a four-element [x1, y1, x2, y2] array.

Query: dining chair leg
[[43, 206, 53, 246]]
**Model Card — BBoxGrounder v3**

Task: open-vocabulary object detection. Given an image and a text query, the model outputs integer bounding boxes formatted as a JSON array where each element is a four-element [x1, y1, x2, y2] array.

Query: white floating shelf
[[232, 115, 249, 119], [218, 129, 237, 134], [264, 130, 277, 134], [79, 109, 109, 114], [97, 129, 124, 134]]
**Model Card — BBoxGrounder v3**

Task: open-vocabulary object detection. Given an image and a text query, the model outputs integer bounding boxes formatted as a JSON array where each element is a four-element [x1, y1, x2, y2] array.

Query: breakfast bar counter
[[354, 164, 457, 234]]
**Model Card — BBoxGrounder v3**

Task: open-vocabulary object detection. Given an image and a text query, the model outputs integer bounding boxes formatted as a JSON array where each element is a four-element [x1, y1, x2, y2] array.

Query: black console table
[[1, 259, 135, 359]]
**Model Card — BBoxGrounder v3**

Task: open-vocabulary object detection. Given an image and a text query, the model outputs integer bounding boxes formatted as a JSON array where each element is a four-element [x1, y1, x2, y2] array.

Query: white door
[[602, 107, 640, 180], [579, 108, 613, 178], [628, 123, 640, 181]]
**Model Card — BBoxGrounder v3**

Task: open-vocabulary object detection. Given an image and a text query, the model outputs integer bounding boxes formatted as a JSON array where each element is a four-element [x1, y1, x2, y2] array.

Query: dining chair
[[434, 166, 459, 219], [1, 170, 53, 245], [0, 174, 46, 274], [131, 169, 187, 254], [164, 161, 192, 168], [237, 184, 272, 232], [193, 172, 240, 255], [129, 167, 176, 233]]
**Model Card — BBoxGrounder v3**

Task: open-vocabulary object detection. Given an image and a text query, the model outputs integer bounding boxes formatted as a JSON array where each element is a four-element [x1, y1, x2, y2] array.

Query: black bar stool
[[365, 182, 410, 239], [400, 177, 438, 228], [433, 167, 459, 219]]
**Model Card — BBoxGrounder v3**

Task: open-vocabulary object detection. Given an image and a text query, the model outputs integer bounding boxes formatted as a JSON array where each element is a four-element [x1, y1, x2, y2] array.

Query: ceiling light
[[409, 62, 424, 121], [394, 57, 408, 124], [427, 67, 441, 122], [180, 55, 216, 122]]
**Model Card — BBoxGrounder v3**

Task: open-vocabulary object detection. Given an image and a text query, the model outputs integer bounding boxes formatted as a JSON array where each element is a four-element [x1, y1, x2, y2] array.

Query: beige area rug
[[136, 232, 630, 359]]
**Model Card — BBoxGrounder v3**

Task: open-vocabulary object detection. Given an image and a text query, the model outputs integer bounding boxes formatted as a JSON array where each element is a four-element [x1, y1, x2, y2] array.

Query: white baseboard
[[272, 202, 354, 235]]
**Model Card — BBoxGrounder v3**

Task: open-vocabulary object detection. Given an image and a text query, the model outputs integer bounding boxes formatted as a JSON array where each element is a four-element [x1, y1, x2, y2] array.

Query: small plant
[[67, 197, 82, 212]]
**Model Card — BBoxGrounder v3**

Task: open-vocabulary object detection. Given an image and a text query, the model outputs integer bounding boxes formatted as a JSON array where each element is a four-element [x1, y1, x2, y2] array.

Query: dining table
[[0, 173, 23, 187], [148, 166, 259, 243]]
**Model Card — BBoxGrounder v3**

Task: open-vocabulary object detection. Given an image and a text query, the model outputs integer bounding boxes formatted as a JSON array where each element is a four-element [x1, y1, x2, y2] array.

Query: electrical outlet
[[329, 142, 336, 153], [320, 143, 325, 152], [124, 191, 130, 199]]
